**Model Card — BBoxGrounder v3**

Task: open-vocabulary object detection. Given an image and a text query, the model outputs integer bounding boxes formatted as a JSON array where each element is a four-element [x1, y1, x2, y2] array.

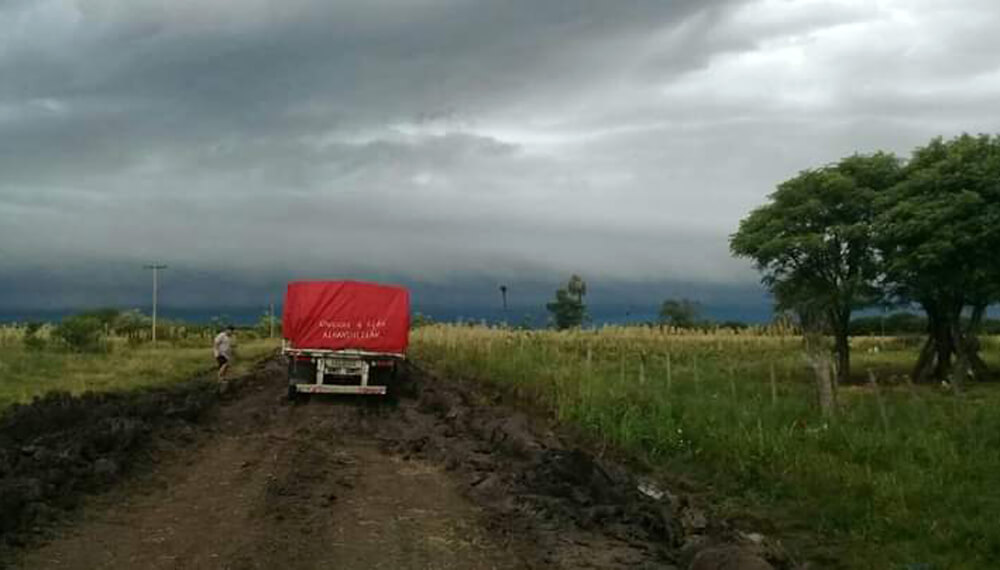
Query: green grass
[[0, 338, 281, 412], [411, 325, 1000, 570]]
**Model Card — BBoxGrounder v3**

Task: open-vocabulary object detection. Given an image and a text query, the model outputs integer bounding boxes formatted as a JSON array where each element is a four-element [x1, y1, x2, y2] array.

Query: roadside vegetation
[[731, 134, 1000, 389], [0, 318, 280, 412], [508, 134, 1000, 568], [412, 325, 1000, 569]]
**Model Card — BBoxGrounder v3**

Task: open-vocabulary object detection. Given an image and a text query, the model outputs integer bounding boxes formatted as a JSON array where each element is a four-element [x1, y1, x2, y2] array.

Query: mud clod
[[689, 545, 775, 570], [0, 362, 275, 552], [525, 449, 622, 504]]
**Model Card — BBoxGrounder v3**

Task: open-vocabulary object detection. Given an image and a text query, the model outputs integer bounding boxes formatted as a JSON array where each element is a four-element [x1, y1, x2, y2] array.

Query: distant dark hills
[[0, 302, 774, 327], [0, 276, 775, 326]]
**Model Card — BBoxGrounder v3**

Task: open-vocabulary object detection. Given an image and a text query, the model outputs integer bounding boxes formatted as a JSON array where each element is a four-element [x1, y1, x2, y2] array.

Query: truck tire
[[287, 360, 313, 403], [288, 359, 317, 383], [383, 364, 406, 402]]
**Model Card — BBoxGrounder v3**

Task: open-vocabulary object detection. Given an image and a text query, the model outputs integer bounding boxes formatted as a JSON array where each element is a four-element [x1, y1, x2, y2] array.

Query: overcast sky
[[2, 0, 1000, 311]]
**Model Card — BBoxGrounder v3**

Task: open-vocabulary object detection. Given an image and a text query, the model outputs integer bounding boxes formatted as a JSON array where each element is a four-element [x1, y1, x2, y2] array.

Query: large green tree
[[731, 153, 902, 383], [547, 276, 588, 330], [877, 134, 1000, 383], [567, 274, 587, 304], [659, 298, 700, 328]]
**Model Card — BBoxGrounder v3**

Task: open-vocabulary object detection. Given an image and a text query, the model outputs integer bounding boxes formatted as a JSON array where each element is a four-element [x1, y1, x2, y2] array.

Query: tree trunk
[[959, 303, 992, 381], [806, 352, 837, 419], [914, 301, 958, 383], [931, 316, 954, 381], [913, 298, 989, 384], [833, 324, 851, 384], [913, 301, 938, 383], [949, 319, 969, 391], [824, 306, 852, 385], [803, 328, 837, 419], [967, 345, 991, 380], [911, 334, 936, 384]]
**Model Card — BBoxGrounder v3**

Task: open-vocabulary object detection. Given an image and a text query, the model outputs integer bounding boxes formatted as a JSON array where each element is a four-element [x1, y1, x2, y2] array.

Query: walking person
[[213, 325, 235, 380]]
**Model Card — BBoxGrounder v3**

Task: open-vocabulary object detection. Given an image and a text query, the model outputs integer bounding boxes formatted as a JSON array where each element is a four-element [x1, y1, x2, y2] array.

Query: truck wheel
[[383, 365, 404, 403]]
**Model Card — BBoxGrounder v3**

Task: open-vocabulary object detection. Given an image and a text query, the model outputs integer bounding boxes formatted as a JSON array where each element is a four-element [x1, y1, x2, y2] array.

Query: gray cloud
[[2, 0, 1000, 311]]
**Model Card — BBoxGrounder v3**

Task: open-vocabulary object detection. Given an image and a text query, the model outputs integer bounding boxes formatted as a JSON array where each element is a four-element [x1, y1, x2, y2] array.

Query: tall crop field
[[412, 324, 1000, 570]]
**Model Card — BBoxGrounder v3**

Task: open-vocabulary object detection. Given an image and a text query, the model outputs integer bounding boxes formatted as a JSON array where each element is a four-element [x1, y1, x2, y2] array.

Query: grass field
[[411, 325, 1000, 570], [0, 334, 281, 412]]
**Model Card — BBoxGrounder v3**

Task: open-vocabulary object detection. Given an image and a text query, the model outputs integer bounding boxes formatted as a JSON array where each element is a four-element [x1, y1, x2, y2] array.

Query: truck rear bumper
[[285, 348, 401, 397], [292, 383, 387, 395]]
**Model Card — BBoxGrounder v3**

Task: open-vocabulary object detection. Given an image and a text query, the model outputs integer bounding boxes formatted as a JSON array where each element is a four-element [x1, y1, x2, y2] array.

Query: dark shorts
[[216, 355, 229, 368]]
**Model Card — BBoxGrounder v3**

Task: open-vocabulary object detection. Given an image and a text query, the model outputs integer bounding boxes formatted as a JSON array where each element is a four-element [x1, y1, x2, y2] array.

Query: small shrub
[[411, 312, 435, 329], [113, 309, 150, 345], [23, 322, 46, 351], [52, 315, 105, 353]]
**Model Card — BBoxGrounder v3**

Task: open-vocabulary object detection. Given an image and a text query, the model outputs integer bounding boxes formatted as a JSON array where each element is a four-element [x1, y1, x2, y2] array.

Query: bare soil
[[2, 358, 789, 569]]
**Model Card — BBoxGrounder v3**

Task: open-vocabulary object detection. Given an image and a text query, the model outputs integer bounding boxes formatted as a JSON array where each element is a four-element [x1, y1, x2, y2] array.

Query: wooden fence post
[[805, 352, 837, 420], [867, 369, 890, 432], [666, 353, 673, 392], [619, 350, 626, 385], [769, 362, 778, 406], [586, 345, 594, 402], [693, 354, 700, 394], [729, 364, 737, 399]]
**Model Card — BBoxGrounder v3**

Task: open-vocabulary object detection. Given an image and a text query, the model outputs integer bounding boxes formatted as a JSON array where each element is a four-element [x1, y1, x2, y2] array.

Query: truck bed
[[282, 280, 410, 354]]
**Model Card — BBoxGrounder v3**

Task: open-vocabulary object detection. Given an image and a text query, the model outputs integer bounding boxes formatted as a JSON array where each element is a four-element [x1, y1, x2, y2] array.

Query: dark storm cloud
[[2, 0, 1000, 310], [0, 0, 739, 173]]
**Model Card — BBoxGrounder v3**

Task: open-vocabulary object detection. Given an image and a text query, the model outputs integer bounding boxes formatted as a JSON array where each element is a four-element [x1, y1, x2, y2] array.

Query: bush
[[52, 315, 106, 353], [256, 312, 280, 338], [22, 322, 46, 352], [112, 309, 150, 345], [79, 308, 120, 328], [411, 312, 436, 329]]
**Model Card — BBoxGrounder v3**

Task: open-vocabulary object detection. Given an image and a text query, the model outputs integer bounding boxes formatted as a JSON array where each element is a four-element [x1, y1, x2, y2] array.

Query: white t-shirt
[[214, 332, 232, 359]]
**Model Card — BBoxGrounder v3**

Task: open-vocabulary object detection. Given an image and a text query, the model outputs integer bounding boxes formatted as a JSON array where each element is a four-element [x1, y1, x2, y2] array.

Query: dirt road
[[5, 359, 781, 569]]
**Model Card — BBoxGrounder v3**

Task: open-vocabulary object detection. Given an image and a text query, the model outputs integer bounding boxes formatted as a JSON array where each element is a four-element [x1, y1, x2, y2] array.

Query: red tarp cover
[[282, 280, 410, 353]]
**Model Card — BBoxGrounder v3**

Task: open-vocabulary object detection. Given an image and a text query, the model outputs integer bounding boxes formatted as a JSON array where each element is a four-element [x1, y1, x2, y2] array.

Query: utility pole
[[269, 303, 275, 339], [143, 264, 167, 344]]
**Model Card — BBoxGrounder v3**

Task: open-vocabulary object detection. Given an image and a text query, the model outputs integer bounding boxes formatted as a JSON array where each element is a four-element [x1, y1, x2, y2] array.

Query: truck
[[282, 280, 410, 397]]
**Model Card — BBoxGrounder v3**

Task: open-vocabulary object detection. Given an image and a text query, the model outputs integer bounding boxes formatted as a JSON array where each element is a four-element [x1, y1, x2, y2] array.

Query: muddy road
[[3, 359, 785, 570]]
